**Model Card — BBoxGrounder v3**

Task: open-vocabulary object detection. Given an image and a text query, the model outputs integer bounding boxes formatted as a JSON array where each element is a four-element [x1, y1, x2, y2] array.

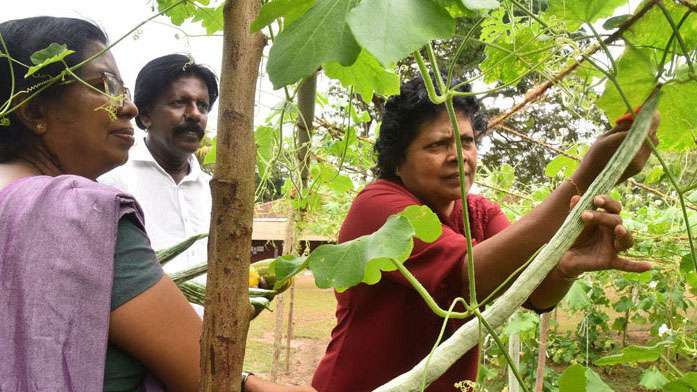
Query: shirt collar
[[133, 136, 207, 183]]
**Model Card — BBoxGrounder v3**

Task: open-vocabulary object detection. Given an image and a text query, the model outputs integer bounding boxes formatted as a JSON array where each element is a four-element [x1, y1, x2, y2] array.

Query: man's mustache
[[173, 122, 205, 136]]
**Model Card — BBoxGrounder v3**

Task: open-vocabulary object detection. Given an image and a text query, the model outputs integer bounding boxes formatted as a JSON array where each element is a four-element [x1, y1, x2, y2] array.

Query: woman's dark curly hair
[[0, 17, 108, 162], [374, 75, 486, 179]]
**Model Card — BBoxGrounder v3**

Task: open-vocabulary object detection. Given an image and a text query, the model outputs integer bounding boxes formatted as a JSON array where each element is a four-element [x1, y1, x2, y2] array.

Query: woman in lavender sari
[[0, 17, 313, 392]]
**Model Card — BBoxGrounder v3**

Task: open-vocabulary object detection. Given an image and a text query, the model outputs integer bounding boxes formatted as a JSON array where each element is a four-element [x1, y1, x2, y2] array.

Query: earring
[[36, 122, 46, 132]]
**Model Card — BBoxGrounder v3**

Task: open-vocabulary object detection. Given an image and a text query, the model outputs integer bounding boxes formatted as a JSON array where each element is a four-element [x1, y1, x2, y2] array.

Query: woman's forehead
[[417, 112, 474, 139]]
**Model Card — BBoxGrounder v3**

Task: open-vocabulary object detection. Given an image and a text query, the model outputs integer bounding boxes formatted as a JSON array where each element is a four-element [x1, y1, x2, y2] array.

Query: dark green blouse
[[103, 216, 164, 392]]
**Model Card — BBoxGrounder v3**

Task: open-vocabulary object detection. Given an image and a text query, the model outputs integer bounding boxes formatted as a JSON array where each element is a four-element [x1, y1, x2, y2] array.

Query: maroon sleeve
[[482, 197, 511, 238]]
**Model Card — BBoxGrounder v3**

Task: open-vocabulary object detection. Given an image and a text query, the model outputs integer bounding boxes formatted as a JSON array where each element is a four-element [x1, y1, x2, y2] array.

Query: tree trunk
[[200, 1, 264, 390]]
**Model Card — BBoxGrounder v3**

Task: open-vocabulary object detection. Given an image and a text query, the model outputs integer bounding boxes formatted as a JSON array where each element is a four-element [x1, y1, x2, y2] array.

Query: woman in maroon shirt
[[312, 76, 658, 391]]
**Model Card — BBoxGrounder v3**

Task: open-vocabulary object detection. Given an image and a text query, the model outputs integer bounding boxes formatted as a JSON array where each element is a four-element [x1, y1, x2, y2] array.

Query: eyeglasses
[[88, 71, 131, 103], [65, 71, 131, 107]]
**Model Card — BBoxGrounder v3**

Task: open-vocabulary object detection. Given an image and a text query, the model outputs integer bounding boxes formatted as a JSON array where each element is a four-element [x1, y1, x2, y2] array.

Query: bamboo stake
[[534, 313, 550, 392]]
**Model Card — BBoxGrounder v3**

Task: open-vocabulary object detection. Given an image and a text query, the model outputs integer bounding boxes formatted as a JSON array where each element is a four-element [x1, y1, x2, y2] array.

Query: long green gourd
[[374, 89, 660, 392]]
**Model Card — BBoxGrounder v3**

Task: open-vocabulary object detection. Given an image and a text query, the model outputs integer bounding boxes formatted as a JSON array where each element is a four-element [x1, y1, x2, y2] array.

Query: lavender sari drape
[[0, 175, 163, 391]]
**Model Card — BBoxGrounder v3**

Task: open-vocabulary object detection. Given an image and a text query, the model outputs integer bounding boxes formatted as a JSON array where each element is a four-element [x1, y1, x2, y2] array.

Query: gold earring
[[36, 123, 46, 131]]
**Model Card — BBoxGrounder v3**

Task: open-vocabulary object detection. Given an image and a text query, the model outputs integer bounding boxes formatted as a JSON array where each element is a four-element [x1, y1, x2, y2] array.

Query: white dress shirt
[[100, 135, 211, 275]]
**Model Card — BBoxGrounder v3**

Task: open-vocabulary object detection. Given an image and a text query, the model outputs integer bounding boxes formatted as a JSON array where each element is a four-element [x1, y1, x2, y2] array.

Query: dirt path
[[252, 331, 326, 386]]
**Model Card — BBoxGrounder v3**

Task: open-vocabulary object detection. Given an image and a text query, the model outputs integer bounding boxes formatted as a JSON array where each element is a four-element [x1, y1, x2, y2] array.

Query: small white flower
[[648, 281, 658, 289], [658, 324, 671, 337]]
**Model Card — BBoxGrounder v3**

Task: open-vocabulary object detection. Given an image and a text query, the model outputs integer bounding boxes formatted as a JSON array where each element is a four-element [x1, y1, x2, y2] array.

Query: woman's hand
[[573, 111, 660, 188], [557, 195, 651, 279]]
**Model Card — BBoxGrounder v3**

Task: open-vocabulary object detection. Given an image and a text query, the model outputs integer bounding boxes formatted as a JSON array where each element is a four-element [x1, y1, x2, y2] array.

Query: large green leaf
[[544, 0, 626, 32], [599, 45, 697, 151], [656, 80, 697, 151], [251, 0, 316, 32], [266, 0, 361, 89], [346, 0, 455, 67], [308, 214, 415, 291], [324, 49, 400, 102], [559, 365, 614, 392], [624, 2, 697, 52], [307, 206, 441, 291], [26, 43, 75, 78], [594, 344, 663, 366], [597, 46, 658, 125]]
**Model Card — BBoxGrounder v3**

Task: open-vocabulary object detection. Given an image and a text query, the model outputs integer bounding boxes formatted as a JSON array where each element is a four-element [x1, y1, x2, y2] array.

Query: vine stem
[[444, 99, 479, 309], [420, 298, 466, 391], [418, 44, 480, 313], [389, 246, 542, 320], [413, 51, 446, 104], [374, 87, 662, 392], [472, 307, 531, 392], [656, 1, 695, 75]]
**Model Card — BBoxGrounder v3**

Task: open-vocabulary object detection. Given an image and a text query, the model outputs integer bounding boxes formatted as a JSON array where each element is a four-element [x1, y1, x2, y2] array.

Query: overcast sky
[[4, 0, 287, 131]]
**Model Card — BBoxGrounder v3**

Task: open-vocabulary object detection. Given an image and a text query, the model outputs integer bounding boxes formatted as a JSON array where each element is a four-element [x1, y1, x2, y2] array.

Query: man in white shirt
[[100, 54, 218, 274]]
